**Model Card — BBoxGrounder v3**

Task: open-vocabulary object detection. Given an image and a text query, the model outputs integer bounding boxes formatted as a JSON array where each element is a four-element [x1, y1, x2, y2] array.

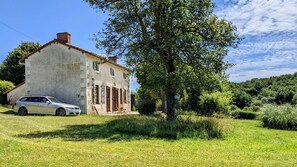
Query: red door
[[112, 87, 119, 112], [106, 86, 110, 112]]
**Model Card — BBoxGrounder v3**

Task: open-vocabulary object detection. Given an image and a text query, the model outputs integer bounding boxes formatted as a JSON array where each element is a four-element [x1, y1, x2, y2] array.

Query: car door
[[38, 97, 56, 115], [25, 97, 40, 114]]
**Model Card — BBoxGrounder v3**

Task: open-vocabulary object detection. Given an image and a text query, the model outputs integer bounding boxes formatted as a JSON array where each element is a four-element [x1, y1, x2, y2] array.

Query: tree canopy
[[85, 0, 240, 119], [230, 72, 297, 106], [0, 42, 40, 85]]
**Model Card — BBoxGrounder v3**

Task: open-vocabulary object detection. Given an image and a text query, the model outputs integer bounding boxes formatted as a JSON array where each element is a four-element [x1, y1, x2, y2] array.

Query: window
[[93, 61, 99, 71], [123, 72, 127, 79], [40, 97, 48, 103], [110, 68, 115, 76], [25, 97, 39, 102], [20, 97, 28, 102], [96, 85, 100, 104]]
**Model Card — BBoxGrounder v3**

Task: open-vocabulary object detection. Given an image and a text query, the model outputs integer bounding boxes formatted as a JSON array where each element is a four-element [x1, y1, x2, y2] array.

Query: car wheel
[[56, 108, 66, 116], [18, 107, 28, 116]]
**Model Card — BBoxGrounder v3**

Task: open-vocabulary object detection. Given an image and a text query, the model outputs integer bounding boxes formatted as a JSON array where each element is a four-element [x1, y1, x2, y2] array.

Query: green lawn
[[0, 106, 297, 166]]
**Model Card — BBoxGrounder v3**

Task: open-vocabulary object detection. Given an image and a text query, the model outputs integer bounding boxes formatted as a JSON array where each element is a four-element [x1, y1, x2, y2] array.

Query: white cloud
[[216, 0, 297, 35], [216, 0, 297, 82]]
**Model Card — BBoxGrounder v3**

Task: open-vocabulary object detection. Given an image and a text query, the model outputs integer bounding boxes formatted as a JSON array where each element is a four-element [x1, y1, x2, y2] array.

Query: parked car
[[14, 96, 81, 116]]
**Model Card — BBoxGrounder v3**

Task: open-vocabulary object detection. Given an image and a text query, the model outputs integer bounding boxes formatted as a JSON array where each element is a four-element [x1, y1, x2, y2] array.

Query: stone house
[[6, 32, 131, 114]]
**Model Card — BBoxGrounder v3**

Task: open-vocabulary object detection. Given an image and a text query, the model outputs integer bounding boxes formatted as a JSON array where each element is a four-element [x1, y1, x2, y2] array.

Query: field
[[1, 106, 297, 166]]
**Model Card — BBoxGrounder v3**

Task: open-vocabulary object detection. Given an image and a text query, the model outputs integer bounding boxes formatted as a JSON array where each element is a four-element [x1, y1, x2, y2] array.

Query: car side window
[[40, 97, 48, 103], [25, 97, 33, 102], [25, 97, 39, 102], [20, 97, 28, 102]]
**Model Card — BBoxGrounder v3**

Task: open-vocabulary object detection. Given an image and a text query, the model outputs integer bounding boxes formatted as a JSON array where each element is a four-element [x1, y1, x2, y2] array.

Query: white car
[[14, 96, 81, 116]]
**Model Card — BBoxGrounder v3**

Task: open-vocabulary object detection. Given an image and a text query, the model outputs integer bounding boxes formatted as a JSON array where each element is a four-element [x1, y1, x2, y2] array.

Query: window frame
[[93, 61, 100, 72], [110, 68, 115, 77]]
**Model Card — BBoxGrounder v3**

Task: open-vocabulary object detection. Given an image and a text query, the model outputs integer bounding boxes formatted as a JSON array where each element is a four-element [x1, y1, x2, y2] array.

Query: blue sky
[[0, 0, 297, 90]]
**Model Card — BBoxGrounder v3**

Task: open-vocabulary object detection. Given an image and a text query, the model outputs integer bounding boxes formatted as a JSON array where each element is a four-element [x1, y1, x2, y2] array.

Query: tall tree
[[0, 42, 40, 85], [85, 0, 240, 120]]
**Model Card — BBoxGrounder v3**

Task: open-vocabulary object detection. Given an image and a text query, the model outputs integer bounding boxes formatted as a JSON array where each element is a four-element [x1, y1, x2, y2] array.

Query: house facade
[[7, 32, 131, 114]]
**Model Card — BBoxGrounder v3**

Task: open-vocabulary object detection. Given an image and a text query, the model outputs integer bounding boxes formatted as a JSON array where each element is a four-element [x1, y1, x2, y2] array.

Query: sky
[[0, 0, 297, 91]]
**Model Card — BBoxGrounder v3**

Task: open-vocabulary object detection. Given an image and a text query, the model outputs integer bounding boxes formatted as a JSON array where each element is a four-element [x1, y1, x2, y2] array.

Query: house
[[6, 32, 131, 114]]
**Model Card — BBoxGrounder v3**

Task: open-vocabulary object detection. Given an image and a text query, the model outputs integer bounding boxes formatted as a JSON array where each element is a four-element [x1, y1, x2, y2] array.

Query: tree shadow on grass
[[17, 116, 223, 142], [0, 110, 17, 115]]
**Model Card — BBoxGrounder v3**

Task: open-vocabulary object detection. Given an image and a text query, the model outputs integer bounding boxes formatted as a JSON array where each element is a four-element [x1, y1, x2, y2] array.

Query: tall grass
[[260, 104, 297, 130], [107, 116, 223, 140]]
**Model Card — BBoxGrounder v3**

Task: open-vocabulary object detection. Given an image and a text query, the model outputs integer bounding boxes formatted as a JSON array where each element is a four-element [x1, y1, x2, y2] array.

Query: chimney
[[108, 56, 117, 63], [56, 32, 71, 44]]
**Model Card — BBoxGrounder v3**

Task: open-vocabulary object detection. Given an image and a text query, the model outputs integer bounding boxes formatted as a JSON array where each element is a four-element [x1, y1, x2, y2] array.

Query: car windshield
[[48, 97, 62, 103]]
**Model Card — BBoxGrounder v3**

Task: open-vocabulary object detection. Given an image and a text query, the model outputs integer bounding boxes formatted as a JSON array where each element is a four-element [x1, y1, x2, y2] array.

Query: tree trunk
[[165, 58, 176, 120]]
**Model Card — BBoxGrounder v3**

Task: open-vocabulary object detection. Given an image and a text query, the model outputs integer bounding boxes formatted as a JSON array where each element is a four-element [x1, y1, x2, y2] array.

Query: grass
[[260, 104, 297, 130], [1, 106, 297, 166]]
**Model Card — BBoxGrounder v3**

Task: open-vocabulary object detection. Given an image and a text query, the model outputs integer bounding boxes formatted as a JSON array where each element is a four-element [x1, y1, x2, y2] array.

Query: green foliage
[[292, 95, 297, 106], [137, 88, 156, 115], [230, 73, 297, 106], [232, 90, 252, 109], [275, 88, 294, 104], [231, 109, 257, 120], [85, 0, 240, 120], [0, 80, 14, 104], [230, 104, 239, 111], [107, 116, 222, 140], [3, 106, 297, 165], [260, 105, 297, 130], [0, 42, 40, 85], [138, 99, 156, 115], [199, 91, 232, 116], [243, 106, 261, 112]]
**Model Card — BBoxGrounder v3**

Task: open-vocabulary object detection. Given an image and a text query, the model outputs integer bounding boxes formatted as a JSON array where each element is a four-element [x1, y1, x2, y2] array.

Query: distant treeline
[[230, 72, 297, 108]]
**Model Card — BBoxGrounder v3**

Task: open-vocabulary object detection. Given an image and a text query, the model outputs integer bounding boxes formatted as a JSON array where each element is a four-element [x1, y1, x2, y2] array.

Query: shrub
[[137, 88, 156, 115], [199, 91, 232, 116], [0, 80, 14, 104], [260, 104, 297, 130], [291, 94, 297, 106], [251, 100, 262, 107], [230, 104, 239, 111], [231, 109, 257, 120], [232, 90, 252, 109], [138, 99, 156, 115], [243, 106, 261, 112]]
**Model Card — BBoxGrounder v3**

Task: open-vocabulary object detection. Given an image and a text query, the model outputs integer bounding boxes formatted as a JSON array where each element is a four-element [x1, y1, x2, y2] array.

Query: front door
[[112, 87, 119, 112], [106, 86, 110, 112]]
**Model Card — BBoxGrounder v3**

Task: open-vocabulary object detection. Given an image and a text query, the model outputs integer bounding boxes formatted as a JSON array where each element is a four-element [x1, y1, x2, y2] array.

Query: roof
[[4, 81, 25, 95], [19, 39, 130, 72]]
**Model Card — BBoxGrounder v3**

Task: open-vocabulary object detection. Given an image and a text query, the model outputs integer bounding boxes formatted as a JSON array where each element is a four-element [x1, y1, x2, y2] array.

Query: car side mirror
[[46, 101, 51, 104]]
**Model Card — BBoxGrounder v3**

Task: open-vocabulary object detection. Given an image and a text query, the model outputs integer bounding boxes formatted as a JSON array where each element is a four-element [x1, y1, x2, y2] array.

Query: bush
[[233, 90, 252, 109], [0, 80, 14, 104], [199, 91, 232, 116], [243, 106, 261, 112], [291, 94, 297, 106], [260, 104, 297, 130], [231, 109, 257, 120], [138, 99, 156, 115], [251, 100, 262, 107], [230, 104, 239, 111]]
